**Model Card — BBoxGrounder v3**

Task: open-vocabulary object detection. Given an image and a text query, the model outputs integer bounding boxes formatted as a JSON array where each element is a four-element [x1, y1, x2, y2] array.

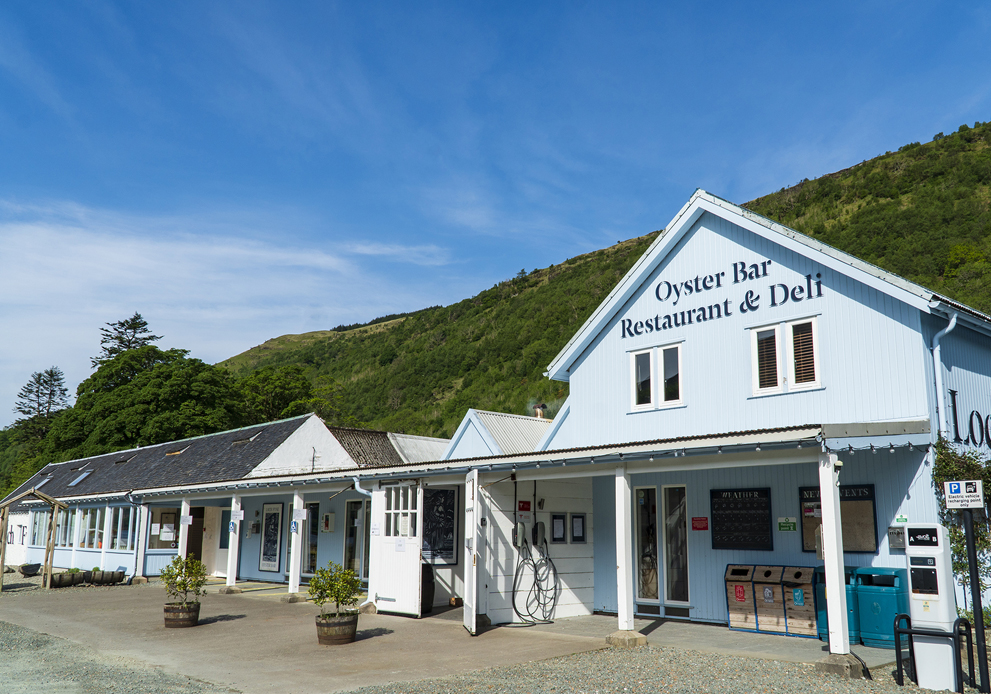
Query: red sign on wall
[[518, 501, 531, 512], [691, 516, 709, 531], [735, 585, 746, 602]]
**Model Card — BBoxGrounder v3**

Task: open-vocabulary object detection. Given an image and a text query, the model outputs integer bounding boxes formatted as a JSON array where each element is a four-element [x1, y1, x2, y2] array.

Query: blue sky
[[1, 1, 990, 425]]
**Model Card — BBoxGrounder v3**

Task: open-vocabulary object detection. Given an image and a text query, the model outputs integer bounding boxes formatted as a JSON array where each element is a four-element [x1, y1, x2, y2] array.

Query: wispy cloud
[[0, 17, 73, 119], [0, 199, 457, 426]]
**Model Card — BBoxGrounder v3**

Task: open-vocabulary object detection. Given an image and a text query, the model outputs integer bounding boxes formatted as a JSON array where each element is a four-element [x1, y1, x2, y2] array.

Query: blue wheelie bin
[[854, 567, 909, 649], [814, 566, 860, 645]]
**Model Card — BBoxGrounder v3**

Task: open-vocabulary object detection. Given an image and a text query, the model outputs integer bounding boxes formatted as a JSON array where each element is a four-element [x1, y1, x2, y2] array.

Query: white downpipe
[[353, 478, 373, 497], [932, 313, 958, 438]]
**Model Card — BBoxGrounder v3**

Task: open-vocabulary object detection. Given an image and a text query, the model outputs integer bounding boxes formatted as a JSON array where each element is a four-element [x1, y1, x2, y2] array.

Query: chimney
[[533, 403, 547, 419]]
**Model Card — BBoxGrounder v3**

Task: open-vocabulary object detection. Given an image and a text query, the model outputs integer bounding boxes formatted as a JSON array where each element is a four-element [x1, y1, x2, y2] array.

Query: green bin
[[814, 566, 860, 645], [854, 567, 908, 649]]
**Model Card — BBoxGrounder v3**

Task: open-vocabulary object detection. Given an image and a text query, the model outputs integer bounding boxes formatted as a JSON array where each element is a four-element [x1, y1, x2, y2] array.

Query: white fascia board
[[545, 194, 705, 381], [245, 414, 353, 477], [535, 397, 571, 451], [545, 189, 944, 381], [703, 195, 933, 312], [441, 410, 502, 460]]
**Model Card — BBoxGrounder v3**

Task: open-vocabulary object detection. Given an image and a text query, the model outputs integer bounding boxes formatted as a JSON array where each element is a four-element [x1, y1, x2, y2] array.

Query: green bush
[[308, 561, 362, 617], [159, 553, 207, 607]]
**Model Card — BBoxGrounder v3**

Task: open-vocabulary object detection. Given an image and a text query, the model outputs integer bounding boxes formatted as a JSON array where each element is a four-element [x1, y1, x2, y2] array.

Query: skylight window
[[68, 470, 92, 487], [34, 476, 53, 491]]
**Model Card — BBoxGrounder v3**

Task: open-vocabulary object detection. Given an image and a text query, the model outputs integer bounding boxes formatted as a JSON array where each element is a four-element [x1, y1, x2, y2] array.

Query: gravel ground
[[0, 573, 939, 694], [0, 621, 237, 694], [343, 646, 924, 694]]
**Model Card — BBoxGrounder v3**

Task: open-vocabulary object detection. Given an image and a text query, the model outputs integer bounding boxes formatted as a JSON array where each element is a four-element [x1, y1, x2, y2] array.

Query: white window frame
[[750, 323, 784, 395], [630, 342, 684, 411], [750, 318, 821, 396], [630, 349, 654, 411], [661, 484, 690, 607], [786, 317, 821, 391], [658, 343, 684, 408]]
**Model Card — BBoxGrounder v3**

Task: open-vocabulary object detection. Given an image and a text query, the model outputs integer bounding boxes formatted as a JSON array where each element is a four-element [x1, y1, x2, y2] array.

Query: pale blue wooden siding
[[924, 313, 991, 449], [445, 420, 498, 459], [548, 212, 929, 450], [591, 450, 937, 622]]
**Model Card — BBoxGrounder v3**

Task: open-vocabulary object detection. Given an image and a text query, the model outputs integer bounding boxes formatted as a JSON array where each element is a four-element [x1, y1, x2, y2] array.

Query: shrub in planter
[[159, 554, 207, 628], [308, 561, 363, 645]]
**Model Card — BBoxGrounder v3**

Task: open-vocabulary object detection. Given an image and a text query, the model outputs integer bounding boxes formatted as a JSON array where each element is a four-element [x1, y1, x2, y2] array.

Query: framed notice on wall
[[799, 485, 877, 553], [710, 488, 773, 551], [259, 503, 283, 572], [422, 487, 458, 564]]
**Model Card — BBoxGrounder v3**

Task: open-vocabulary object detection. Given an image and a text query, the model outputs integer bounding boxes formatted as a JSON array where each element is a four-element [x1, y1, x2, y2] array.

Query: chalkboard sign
[[710, 488, 773, 551]]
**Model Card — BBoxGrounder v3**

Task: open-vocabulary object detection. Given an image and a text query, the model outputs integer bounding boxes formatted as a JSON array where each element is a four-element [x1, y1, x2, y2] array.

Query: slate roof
[[331, 427, 407, 468], [3, 414, 313, 504]]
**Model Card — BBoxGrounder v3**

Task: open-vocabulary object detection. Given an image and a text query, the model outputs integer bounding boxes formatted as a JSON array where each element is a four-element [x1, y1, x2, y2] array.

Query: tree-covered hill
[[218, 234, 659, 438], [223, 120, 991, 439], [746, 120, 991, 313]]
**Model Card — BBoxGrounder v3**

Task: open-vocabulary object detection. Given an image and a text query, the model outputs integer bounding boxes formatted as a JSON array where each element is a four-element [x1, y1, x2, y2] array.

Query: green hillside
[[219, 234, 659, 438], [222, 120, 991, 439], [746, 121, 991, 312]]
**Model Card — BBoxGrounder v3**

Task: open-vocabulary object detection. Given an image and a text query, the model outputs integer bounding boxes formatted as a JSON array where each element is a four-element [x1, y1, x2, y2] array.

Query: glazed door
[[368, 483, 423, 616]]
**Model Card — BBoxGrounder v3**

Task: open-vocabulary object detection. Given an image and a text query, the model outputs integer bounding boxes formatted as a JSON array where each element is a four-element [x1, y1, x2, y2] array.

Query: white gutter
[[932, 313, 959, 438]]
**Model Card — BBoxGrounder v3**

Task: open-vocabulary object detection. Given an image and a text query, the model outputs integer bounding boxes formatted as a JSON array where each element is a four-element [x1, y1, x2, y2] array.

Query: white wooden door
[[368, 483, 423, 616], [463, 470, 480, 635]]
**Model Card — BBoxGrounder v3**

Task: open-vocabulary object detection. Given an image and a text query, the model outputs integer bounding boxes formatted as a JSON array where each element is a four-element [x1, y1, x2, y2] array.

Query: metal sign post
[[945, 480, 989, 693]]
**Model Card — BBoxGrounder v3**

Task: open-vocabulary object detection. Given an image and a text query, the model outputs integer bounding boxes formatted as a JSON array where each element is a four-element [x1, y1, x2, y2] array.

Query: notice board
[[710, 488, 773, 551], [799, 484, 877, 553]]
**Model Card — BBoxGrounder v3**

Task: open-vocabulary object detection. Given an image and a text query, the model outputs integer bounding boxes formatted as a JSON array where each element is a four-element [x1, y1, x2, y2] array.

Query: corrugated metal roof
[[388, 432, 450, 464], [473, 410, 553, 455], [1, 414, 313, 504], [330, 427, 406, 468]]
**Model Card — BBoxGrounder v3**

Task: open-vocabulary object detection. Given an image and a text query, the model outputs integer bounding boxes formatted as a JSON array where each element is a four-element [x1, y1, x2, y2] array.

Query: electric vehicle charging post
[[944, 480, 990, 693], [905, 524, 957, 691]]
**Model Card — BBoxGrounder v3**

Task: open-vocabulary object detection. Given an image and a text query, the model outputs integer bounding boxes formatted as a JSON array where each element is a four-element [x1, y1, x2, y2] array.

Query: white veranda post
[[819, 452, 850, 655], [226, 495, 241, 587], [615, 465, 635, 632], [178, 498, 191, 558], [289, 490, 304, 594]]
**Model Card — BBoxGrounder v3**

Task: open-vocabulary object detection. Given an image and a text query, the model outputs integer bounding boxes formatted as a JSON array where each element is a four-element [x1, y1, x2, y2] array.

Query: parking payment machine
[[905, 525, 957, 691]]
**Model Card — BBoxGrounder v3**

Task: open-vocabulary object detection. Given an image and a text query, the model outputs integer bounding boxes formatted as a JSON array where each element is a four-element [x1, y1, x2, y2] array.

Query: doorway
[[344, 499, 370, 582], [661, 485, 689, 607], [187, 507, 205, 561]]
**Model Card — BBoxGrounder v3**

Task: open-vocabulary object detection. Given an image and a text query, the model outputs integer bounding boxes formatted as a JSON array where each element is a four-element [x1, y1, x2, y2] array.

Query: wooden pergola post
[[0, 488, 67, 593]]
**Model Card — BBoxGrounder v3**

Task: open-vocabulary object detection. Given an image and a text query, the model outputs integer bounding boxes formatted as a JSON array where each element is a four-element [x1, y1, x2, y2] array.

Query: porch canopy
[[383, 419, 930, 654]]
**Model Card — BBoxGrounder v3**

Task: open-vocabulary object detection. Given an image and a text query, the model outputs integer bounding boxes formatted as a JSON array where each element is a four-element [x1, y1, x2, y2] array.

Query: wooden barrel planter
[[315, 613, 358, 645], [49, 572, 74, 588], [91, 570, 124, 585], [164, 603, 201, 628], [71, 572, 86, 586]]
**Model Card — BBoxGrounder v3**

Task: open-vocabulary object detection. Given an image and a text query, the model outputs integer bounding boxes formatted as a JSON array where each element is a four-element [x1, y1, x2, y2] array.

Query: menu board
[[800, 484, 877, 553], [710, 488, 773, 551]]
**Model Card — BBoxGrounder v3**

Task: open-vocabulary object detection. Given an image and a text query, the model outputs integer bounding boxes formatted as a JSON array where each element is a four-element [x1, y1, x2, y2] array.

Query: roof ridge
[[41, 413, 315, 468]]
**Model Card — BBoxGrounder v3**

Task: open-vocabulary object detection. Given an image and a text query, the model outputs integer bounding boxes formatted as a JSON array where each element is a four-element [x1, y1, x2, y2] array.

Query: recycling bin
[[724, 565, 756, 631], [753, 565, 786, 633], [814, 565, 861, 644], [782, 566, 816, 637], [854, 567, 909, 649]]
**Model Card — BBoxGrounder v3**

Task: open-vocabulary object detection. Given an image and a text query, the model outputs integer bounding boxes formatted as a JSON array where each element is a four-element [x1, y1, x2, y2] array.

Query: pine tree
[[14, 367, 69, 419], [91, 312, 162, 367]]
